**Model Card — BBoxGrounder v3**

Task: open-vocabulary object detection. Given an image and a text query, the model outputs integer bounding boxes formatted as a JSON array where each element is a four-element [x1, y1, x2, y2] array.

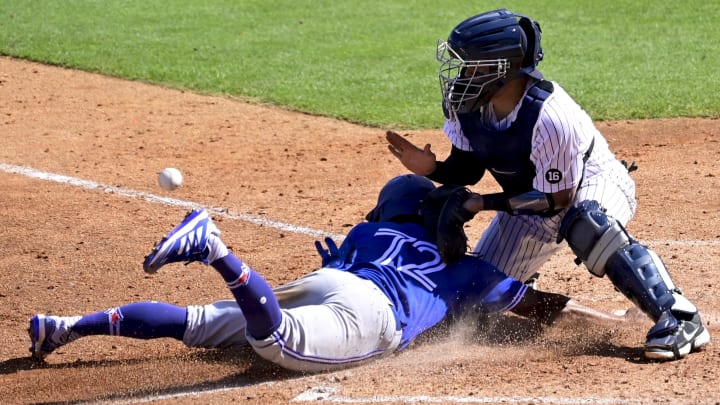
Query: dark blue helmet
[[366, 174, 436, 223], [437, 9, 544, 113]]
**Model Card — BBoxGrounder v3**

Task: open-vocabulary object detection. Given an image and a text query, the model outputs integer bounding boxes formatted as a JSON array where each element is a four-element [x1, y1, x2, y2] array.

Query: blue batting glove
[[314, 237, 343, 268]]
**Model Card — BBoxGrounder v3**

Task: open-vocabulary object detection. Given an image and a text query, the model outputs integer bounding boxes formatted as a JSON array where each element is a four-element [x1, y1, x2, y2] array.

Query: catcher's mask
[[366, 174, 436, 223], [438, 8, 544, 114]]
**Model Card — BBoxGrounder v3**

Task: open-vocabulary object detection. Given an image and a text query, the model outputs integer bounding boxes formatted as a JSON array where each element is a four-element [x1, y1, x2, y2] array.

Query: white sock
[[206, 233, 229, 264]]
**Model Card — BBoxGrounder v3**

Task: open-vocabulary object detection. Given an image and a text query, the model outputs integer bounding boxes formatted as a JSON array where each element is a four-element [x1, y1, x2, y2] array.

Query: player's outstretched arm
[[512, 288, 627, 325]]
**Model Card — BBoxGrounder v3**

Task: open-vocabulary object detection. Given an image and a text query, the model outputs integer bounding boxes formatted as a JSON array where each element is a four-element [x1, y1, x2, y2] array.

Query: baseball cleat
[[644, 311, 711, 361], [143, 208, 220, 273], [28, 314, 79, 360]]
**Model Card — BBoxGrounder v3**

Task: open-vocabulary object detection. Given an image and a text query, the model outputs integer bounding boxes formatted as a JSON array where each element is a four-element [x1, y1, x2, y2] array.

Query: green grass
[[1, 0, 718, 128]]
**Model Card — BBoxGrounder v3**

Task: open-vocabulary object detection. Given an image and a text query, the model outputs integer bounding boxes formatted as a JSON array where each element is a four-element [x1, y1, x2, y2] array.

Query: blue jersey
[[335, 221, 527, 348]]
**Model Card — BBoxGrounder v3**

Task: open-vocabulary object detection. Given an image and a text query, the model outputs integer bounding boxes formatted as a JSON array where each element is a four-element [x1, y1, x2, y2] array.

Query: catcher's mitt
[[421, 185, 476, 263]]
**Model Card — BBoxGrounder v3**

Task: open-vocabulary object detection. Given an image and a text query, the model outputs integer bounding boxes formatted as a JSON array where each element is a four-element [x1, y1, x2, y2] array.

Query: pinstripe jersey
[[443, 80, 637, 281]]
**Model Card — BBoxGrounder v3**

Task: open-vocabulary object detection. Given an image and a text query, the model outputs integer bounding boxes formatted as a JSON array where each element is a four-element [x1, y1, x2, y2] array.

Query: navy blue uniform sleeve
[[439, 256, 528, 315], [427, 146, 486, 185]]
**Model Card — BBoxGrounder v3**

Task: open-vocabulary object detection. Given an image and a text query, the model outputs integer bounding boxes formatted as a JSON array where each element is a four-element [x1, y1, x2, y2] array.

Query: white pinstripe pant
[[472, 174, 637, 282]]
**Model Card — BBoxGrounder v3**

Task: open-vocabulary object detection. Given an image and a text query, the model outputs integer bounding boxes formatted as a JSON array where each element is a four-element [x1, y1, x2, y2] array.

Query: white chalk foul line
[[292, 386, 659, 404], [2, 162, 718, 247], [0, 162, 345, 241]]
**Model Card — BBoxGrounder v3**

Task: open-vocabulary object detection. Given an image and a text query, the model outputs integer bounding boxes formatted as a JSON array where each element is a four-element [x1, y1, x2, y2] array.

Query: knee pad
[[558, 200, 631, 277]]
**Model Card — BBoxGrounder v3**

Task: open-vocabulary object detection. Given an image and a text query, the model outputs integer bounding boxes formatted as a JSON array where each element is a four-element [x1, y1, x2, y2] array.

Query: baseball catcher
[[386, 8, 710, 360]]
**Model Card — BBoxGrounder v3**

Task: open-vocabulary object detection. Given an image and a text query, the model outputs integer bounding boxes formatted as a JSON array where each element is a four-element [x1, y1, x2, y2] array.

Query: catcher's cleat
[[644, 311, 711, 361], [28, 314, 80, 360], [143, 208, 220, 273]]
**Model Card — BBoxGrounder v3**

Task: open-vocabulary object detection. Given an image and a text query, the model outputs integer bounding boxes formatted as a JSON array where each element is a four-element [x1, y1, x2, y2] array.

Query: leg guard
[[559, 200, 694, 321], [604, 244, 692, 320]]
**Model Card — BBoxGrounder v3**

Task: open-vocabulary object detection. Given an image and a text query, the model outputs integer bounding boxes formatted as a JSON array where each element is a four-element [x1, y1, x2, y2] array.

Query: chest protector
[[454, 80, 553, 194]]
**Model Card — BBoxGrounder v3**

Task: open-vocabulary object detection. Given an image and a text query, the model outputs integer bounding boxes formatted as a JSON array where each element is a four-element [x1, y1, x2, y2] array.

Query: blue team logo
[[545, 169, 562, 184]]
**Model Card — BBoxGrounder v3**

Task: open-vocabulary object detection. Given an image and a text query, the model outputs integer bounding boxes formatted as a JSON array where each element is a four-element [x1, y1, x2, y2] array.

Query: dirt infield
[[1, 56, 719, 404]]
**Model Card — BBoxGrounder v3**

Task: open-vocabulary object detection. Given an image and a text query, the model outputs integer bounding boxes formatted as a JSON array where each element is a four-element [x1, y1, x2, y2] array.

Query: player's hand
[[314, 237, 343, 268], [386, 130, 437, 176]]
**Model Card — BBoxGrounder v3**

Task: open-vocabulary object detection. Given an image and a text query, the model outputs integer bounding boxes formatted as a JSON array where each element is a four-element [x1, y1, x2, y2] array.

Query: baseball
[[158, 167, 183, 191]]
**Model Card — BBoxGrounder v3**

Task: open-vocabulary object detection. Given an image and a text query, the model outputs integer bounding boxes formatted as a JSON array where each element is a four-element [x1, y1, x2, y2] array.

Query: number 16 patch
[[545, 169, 562, 184]]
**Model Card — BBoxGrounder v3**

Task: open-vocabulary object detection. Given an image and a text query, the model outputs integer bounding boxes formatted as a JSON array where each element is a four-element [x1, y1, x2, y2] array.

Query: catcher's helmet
[[437, 9, 544, 113], [366, 174, 436, 223]]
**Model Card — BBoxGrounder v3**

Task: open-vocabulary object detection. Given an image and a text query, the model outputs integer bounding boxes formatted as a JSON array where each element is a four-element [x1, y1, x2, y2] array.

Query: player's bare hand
[[386, 130, 437, 176]]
